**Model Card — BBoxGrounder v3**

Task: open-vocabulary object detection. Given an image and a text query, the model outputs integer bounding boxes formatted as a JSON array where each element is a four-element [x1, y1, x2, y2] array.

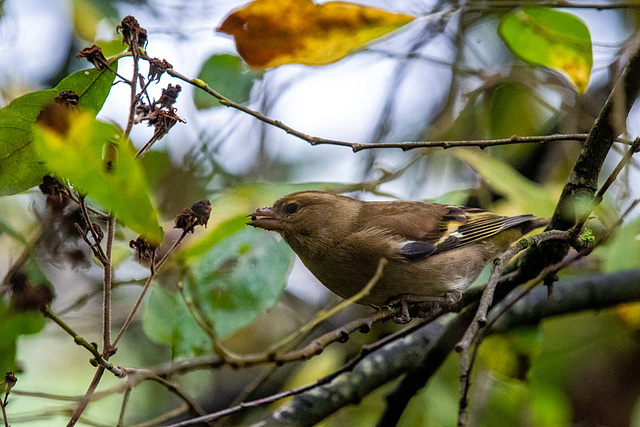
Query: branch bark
[[514, 34, 640, 281], [259, 270, 640, 425]]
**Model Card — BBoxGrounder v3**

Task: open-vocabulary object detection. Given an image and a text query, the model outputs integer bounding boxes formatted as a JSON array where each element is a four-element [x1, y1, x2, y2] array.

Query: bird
[[247, 191, 548, 322]]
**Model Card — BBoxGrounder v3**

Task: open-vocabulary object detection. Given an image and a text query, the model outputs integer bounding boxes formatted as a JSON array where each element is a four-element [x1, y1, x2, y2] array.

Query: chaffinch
[[248, 191, 548, 322]]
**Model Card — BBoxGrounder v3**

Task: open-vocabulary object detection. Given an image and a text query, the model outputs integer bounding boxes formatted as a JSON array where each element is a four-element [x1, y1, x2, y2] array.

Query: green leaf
[[603, 215, 640, 272], [488, 83, 551, 139], [172, 296, 211, 357], [498, 8, 592, 92], [193, 54, 263, 109], [0, 66, 116, 195], [178, 214, 249, 261], [33, 111, 163, 243], [97, 39, 127, 57], [57, 65, 118, 114], [143, 287, 212, 357], [452, 149, 556, 217], [186, 227, 293, 339], [0, 300, 46, 372], [142, 287, 178, 346]]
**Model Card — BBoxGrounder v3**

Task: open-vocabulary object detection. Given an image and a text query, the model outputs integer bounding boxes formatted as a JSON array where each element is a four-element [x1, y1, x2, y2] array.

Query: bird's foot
[[390, 300, 412, 324], [386, 290, 463, 324]]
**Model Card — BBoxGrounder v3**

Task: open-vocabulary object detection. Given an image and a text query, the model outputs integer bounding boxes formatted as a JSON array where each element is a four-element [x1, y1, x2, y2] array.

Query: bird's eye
[[285, 203, 299, 215]]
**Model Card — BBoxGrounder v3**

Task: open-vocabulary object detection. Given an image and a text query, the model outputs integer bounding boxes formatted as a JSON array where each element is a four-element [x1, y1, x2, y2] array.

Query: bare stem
[[66, 367, 105, 427], [124, 49, 139, 138], [113, 231, 188, 347], [572, 137, 640, 236], [267, 258, 388, 354], [103, 215, 115, 354], [162, 59, 631, 152], [42, 307, 125, 377], [112, 273, 154, 348], [117, 386, 133, 427], [455, 230, 570, 426], [1, 398, 9, 427]]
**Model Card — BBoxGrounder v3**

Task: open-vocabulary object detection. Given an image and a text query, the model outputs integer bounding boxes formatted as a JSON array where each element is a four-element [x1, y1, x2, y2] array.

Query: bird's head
[[247, 191, 360, 254]]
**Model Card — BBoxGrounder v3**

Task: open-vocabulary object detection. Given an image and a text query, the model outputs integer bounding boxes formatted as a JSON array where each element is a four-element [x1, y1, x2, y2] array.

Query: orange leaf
[[218, 0, 415, 69]]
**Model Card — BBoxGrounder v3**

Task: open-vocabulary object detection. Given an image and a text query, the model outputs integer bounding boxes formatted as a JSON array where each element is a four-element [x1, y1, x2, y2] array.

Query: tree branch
[[258, 270, 640, 425], [513, 33, 640, 281]]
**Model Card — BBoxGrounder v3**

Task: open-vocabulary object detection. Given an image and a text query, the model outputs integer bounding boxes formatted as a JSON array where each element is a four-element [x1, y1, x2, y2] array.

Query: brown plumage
[[248, 191, 548, 316]]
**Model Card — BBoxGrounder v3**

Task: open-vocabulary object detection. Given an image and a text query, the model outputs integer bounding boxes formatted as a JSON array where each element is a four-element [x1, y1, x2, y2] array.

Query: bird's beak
[[247, 207, 282, 231]]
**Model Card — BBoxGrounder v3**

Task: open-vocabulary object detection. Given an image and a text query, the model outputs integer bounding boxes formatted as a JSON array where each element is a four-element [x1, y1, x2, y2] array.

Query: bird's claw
[[391, 301, 412, 324], [386, 290, 464, 323]]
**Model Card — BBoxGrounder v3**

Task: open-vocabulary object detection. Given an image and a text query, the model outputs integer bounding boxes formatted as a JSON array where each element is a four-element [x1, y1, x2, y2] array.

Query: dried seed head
[[129, 236, 157, 262], [8, 272, 28, 292], [55, 91, 79, 107], [2, 372, 17, 394], [76, 45, 108, 69], [190, 199, 212, 227], [61, 208, 84, 237], [148, 57, 172, 81], [174, 199, 212, 233], [152, 109, 184, 140], [156, 84, 182, 109], [117, 15, 148, 50], [39, 175, 69, 210], [9, 273, 54, 313]]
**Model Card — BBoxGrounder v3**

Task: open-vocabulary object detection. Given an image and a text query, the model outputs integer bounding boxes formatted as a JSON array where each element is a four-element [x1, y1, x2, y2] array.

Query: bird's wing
[[353, 202, 535, 262], [432, 209, 535, 255]]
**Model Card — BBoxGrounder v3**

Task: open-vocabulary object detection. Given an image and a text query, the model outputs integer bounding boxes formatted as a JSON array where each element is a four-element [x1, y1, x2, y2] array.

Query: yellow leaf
[[616, 302, 640, 332], [498, 8, 592, 93], [218, 0, 415, 69], [72, 0, 103, 41], [33, 108, 164, 244]]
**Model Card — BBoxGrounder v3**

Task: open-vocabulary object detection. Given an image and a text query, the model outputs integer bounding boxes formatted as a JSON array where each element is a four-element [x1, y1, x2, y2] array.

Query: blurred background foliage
[[0, 0, 640, 425]]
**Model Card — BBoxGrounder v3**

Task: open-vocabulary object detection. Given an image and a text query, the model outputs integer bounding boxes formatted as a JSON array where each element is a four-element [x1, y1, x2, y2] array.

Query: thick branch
[[260, 270, 640, 425], [514, 34, 640, 281]]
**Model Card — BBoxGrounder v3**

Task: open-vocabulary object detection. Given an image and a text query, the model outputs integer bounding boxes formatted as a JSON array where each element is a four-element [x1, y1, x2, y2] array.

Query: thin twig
[[162, 59, 627, 152], [41, 307, 125, 378], [164, 369, 347, 427], [113, 230, 188, 347], [464, 1, 640, 11], [266, 258, 388, 354], [121, 52, 639, 154], [455, 230, 570, 426], [484, 199, 640, 337], [175, 305, 448, 426], [112, 273, 154, 348], [123, 47, 140, 138], [117, 386, 133, 427], [67, 367, 106, 427], [1, 398, 8, 427], [460, 202, 640, 421], [132, 405, 189, 427], [68, 35, 143, 426], [572, 137, 640, 237], [12, 386, 125, 403], [78, 197, 108, 265], [103, 215, 115, 355]]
